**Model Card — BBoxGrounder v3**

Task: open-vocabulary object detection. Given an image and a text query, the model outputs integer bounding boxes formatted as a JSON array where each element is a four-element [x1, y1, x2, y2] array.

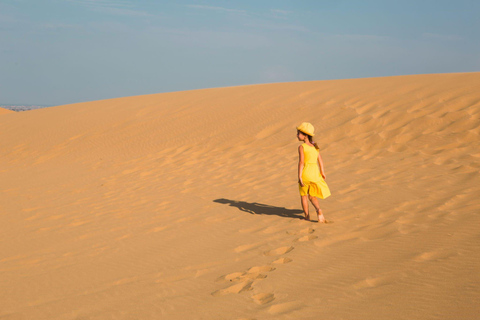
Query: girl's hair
[[298, 130, 320, 150], [308, 135, 320, 150]]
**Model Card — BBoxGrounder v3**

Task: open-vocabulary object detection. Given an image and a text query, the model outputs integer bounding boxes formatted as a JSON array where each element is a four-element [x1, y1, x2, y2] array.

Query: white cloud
[[245, 22, 309, 33], [270, 9, 292, 15], [422, 33, 464, 41], [40, 22, 81, 30], [328, 33, 390, 42], [94, 6, 152, 17], [68, 0, 132, 8], [185, 4, 246, 14], [67, 0, 152, 17], [146, 26, 269, 49], [268, 8, 293, 20]]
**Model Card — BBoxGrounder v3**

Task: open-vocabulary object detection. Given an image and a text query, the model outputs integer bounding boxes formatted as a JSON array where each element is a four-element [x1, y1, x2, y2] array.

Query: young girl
[[296, 122, 331, 222]]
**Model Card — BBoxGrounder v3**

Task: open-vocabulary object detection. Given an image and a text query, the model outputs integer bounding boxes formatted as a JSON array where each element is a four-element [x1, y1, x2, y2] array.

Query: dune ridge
[[0, 107, 14, 115], [1, 72, 479, 319]]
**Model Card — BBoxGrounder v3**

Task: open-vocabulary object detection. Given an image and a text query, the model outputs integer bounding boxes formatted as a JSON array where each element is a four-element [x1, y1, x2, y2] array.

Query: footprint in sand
[[247, 265, 275, 273], [216, 272, 246, 283], [287, 227, 315, 235], [234, 242, 263, 253], [414, 249, 457, 262], [295, 234, 318, 242], [216, 271, 268, 283], [262, 225, 288, 234], [214, 244, 294, 299], [264, 246, 294, 256], [252, 292, 275, 305], [353, 275, 393, 289], [213, 265, 277, 297], [300, 227, 315, 234], [268, 301, 304, 315], [272, 257, 293, 264], [243, 273, 268, 280], [211, 280, 253, 297]]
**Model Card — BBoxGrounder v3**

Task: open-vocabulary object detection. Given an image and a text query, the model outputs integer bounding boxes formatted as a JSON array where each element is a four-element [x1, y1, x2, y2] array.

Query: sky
[[1, 0, 479, 106]]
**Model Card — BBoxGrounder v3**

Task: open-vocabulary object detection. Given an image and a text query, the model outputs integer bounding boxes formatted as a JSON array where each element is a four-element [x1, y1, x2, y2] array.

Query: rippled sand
[[1, 72, 479, 319]]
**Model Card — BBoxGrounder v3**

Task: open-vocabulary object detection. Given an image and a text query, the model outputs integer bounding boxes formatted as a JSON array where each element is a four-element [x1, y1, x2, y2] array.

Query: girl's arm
[[298, 145, 305, 186], [317, 151, 326, 180]]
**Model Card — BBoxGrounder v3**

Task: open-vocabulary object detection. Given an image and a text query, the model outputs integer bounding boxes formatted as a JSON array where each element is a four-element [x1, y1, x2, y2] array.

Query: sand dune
[[1, 72, 479, 319], [0, 107, 14, 115]]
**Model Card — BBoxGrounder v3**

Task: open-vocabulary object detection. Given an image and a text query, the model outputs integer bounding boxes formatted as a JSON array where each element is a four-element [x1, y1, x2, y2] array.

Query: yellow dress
[[299, 143, 331, 199]]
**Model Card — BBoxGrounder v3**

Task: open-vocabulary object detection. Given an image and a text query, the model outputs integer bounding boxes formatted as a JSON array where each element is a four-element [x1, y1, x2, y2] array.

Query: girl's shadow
[[213, 198, 304, 220]]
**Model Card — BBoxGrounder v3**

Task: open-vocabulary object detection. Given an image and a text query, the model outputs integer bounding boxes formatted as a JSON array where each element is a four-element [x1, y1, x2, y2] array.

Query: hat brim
[[296, 127, 315, 136]]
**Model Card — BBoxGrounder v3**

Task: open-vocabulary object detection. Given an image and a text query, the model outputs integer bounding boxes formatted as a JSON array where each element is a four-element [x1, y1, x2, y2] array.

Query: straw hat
[[296, 122, 315, 136]]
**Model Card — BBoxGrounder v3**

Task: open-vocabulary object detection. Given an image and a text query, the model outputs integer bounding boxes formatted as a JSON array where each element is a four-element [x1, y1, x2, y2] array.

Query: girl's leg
[[308, 196, 325, 223], [300, 195, 310, 220]]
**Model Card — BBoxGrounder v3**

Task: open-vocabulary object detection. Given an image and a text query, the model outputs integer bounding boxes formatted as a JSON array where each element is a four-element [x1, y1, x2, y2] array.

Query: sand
[[0, 107, 14, 115], [0, 72, 479, 319]]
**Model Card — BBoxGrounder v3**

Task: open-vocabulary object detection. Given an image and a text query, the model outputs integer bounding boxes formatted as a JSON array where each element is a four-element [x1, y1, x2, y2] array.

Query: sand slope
[[0, 107, 14, 115], [1, 72, 479, 319]]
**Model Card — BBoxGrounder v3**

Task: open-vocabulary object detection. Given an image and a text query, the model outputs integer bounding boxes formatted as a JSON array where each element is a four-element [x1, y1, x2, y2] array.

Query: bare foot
[[317, 209, 326, 223], [304, 214, 310, 221]]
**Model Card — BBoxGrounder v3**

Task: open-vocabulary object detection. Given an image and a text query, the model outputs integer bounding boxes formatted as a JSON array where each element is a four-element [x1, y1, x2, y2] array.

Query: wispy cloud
[[245, 22, 309, 33], [67, 0, 152, 17], [268, 8, 293, 20], [146, 26, 269, 49], [270, 9, 292, 15], [40, 22, 82, 30], [422, 33, 464, 41], [185, 4, 246, 14], [328, 34, 390, 42]]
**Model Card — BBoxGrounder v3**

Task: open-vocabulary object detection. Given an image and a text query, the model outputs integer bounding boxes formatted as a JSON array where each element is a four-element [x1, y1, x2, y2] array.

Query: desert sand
[[1, 72, 479, 319], [0, 107, 14, 115]]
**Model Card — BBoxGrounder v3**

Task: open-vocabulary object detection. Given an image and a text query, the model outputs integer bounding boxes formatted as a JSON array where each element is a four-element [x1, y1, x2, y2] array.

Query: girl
[[296, 122, 331, 222]]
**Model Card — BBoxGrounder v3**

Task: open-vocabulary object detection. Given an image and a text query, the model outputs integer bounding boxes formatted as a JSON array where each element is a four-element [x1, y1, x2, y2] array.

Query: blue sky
[[1, 0, 479, 105]]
